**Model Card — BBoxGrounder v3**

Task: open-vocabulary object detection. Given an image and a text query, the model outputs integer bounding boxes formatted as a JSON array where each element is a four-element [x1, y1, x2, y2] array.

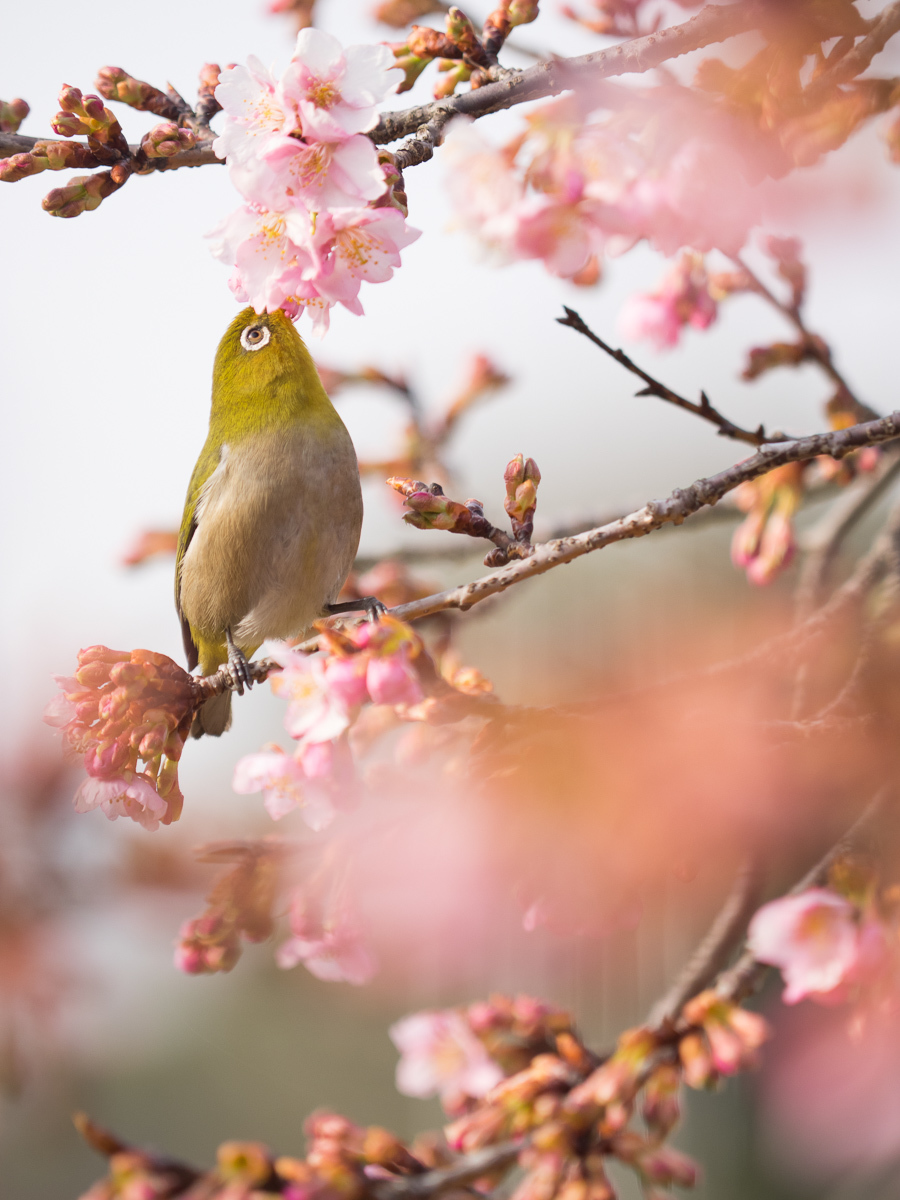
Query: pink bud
[[366, 652, 424, 707]]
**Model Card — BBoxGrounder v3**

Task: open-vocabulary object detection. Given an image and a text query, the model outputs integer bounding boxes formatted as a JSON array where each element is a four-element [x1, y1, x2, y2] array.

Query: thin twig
[[557, 307, 787, 446], [371, 1142, 522, 1200], [729, 251, 868, 407], [802, 0, 900, 104]]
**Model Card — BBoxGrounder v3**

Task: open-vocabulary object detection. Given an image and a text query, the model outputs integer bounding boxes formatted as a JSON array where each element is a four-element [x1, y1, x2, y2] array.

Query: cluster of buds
[[389, 452, 541, 567], [388, 1, 539, 97], [678, 992, 769, 1087], [1, 65, 217, 218], [175, 842, 282, 975], [44, 646, 197, 829], [731, 461, 805, 585]]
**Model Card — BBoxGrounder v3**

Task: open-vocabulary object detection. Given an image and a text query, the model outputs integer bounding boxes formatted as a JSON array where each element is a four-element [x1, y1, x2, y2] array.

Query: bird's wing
[[175, 439, 222, 673]]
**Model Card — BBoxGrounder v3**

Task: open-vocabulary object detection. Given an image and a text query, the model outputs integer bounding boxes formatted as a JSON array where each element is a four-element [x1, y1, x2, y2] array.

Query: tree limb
[[557, 306, 788, 446]]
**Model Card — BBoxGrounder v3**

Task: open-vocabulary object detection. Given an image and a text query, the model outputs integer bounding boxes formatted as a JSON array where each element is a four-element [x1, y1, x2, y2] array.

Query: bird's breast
[[179, 422, 363, 647]]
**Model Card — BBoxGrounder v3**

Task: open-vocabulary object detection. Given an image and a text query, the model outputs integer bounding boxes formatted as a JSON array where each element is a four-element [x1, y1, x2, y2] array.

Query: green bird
[[176, 307, 378, 737]]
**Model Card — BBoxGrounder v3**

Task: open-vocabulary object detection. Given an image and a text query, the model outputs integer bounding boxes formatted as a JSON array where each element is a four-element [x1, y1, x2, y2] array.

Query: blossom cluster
[[207, 30, 419, 332], [43, 646, 196, 830], [618, 250, 717, 351], [233, 615, 425, 829], [444, 91, 760, 286], [748, 864, 900, 1011]]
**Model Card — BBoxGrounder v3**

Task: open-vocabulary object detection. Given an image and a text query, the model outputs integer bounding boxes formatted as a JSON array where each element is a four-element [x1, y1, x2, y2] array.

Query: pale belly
[[179, 425, 363, 650]]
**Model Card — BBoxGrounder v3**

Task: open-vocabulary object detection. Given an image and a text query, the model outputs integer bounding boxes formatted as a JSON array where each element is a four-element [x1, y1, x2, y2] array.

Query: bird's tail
[[191, 690, 232, 738]]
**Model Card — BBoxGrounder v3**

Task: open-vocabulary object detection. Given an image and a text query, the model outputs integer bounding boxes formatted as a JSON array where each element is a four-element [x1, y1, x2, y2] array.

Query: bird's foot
[[326, 596, 387, 624], [225, 628, 253, 696]]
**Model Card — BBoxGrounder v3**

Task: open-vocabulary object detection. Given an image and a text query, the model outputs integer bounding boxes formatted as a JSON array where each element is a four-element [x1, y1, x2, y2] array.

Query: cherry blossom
[[280, 30, 399, 142], [389, 1009, 504, 1106], [206, 203, 318, 315], [73, 774, 169, 832], [277, 894, 376, 984], [308, 206, 421, 315], [618, 251, 717, 350], [748, 889, 861, 1005], [214, 57, 292, 167], [268, 646, 354, 744], [255, 132, 387, 212], [233, 746, 309, 822]]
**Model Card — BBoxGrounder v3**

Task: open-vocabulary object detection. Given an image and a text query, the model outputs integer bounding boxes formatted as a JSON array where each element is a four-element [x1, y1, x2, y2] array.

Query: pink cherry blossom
[[389, 1009, 504, 1105], [276, 894, 376, 984], [73, 774, 168, 832], [366, 650, 424, 707], [281, 29, 398, 143], [232, 747, 308, 821], [323, 655, 370, 709], [618, 252, 717, 350], [255, 132, 386, 212], [443, 120, 523, 259], [748, 889, 861, 1004], [206, 203, 318, 315], [214, 57, 293, 167], [269, 646, 353, 743], [307, 206, 420, 316]]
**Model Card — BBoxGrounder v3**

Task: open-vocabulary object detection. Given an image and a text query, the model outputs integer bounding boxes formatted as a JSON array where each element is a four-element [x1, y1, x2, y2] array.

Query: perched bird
[[176, 307, 376, 737]]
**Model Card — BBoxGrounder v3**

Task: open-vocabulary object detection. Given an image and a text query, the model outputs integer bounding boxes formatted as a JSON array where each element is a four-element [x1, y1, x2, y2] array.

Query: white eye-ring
[[241, 324, 271, 351]]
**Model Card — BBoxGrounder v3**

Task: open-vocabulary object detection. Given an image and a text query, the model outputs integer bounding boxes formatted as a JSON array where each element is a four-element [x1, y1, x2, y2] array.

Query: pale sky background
[[3, 1, 900, 1191]]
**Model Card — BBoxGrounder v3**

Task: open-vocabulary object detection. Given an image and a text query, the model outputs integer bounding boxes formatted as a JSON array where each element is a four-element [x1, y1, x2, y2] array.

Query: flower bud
[[374, 0, 445, 26], [0, 97, 29, 133], [446, 6, 487, 62], [96, 66, 183, 121], [388, 47, 432, 93], [217, 1141, 273, 1185], [42, 168, 125, 218], [434, 60, 472, 99], [51, 111, 92, 138], [140, 121, 195, 158], [509, 0, 539, 25], [504, 454, 541, 542], [407, 24, 458, 58]]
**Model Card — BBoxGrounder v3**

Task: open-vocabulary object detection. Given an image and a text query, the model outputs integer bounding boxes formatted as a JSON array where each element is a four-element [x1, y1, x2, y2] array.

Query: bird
[[176, 307, 379, 737]]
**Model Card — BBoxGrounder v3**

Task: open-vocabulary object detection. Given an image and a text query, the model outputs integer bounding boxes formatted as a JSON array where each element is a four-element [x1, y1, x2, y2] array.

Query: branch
[[0, 129, 221, 171], [803, 0, 900, 105], [557, 306, 788, 446], [385, 410, 900, 625], [372, 2, 760, 167], [371, 1142, 522, 1200], [646, 854, 764, 1029], [728, 251, 870, 409]]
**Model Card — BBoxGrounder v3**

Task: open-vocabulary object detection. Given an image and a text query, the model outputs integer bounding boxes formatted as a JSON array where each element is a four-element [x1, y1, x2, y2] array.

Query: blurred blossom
[[731, 461, 804, 585], [618, 250, 716, 350], [748, 889, 861, 1004], [277, 891, 376, 984], [761, 1003, 900, 1183], [390, 1009, 504, 1107]]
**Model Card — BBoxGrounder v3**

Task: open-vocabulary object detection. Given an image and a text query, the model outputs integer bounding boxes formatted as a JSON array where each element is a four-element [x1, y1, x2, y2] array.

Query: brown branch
[[794, 448, 900, 620], [0, 129, 221, 170], [647, 854, 765, 1029], [803, 0, 900, 105], [188, 408, 900, 700], [728, 252, 869, 408], [374, 1, 760, 166], [557, 306, 788, 446], [371, 1142, 522, 1200]]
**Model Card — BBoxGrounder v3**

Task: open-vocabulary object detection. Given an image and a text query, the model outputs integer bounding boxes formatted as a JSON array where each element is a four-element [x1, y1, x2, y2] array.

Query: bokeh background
[[3, 0, 900, 1196]]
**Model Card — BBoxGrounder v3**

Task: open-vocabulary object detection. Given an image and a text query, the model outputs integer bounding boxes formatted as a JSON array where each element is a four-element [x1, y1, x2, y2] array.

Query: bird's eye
[[241, 325, 271, 352]]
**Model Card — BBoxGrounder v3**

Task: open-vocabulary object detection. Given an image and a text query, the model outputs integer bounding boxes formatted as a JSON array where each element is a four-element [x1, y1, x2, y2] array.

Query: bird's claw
[[225, 630, 253, 696], [325, 595, 387, 624]]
